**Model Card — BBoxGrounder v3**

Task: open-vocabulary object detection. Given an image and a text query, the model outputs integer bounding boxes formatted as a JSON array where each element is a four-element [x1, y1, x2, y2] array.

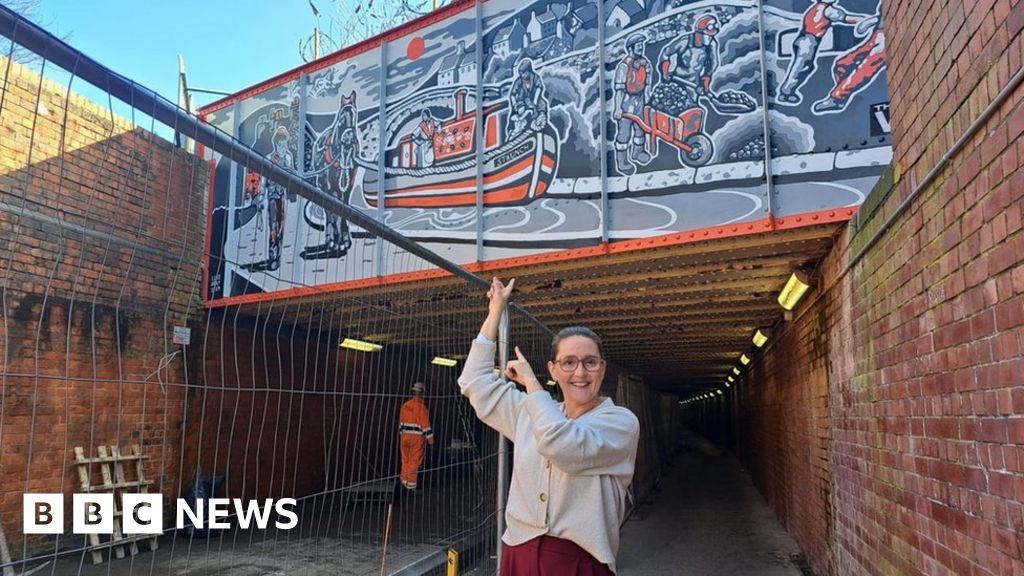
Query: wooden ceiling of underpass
[[230, 224, 840, 396]]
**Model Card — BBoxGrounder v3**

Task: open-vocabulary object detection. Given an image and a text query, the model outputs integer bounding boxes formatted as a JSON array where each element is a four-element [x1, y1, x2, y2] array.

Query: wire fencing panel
[[0, 17, 563, 575]]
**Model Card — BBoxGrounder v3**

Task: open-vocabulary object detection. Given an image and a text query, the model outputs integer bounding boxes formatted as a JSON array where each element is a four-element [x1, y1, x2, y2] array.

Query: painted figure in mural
[[259, 126, 294, 271], [613, 33, 652, 176], [411, 109, 440, 167], [508, 58, 549, 138], [239, 111, 296, 273], [778, 0, 867, 104], [657, 14, 720, 108], [813, 8, 886, 113], [303, 92, 358, 260]]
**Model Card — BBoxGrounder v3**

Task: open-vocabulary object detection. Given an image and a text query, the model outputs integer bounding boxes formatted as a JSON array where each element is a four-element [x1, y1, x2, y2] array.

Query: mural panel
[[203, 0, 891, 302], [603, 1, 770, 238], [480, 0, 604, 259], [300, 48, 383, 282], [230, 82, 302, 294], [763, 0, 890, 216], [204, 106, 235, 300], [378, 10, 482, 271]]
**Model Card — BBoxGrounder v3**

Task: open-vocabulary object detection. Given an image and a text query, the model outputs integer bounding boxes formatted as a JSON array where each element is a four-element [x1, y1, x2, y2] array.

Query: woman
[[458, 278, 640, 575]]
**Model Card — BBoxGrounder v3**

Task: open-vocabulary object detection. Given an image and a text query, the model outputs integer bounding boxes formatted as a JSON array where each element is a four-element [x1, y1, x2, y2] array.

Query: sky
[[31, 0, 325, 111]]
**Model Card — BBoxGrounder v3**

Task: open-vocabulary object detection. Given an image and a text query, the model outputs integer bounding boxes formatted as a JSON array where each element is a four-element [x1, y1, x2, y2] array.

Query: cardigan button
[[539, 493, 548, 502]]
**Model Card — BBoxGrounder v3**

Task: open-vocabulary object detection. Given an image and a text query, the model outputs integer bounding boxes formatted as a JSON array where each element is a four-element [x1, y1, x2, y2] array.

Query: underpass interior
[[4, 0, 1024, 574], [213, 222, 843, 575]]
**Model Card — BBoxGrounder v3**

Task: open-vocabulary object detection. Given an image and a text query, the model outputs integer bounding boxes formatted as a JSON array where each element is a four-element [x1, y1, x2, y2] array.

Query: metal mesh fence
[[0, 8, 567, 575]]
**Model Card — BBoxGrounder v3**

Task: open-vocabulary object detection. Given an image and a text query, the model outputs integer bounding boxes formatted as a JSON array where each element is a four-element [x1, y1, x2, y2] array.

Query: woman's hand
[[504, 346, 541, 393], [487, 277, 515, 317], [479, 277, 516, 344]]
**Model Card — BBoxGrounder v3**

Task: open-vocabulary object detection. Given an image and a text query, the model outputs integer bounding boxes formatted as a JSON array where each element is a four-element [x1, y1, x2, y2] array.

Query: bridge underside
[[235, 222, 840, 395]]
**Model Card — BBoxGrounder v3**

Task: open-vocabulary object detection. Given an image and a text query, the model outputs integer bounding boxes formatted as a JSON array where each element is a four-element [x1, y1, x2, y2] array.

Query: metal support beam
[[474, 0, 485, 263], [496, 309, 510, 573], [377, 41, 388, 275], [756, 0, 775, 222], [597, 0, 609, 243]]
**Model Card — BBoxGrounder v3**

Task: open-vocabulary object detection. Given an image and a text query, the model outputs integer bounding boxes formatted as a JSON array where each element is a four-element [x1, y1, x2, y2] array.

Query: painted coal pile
[[715, 90, 757, 109], [648, 83, 696, 116], [728, 135, 766, 161]]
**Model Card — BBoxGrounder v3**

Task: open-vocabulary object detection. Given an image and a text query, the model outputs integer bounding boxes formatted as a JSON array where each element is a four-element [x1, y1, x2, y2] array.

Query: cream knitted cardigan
[[458, 339, 640, 573]]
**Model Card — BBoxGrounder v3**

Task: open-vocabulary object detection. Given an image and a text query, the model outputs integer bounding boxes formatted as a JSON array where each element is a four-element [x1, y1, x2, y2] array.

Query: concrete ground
[[22, 438, 805, 575], [617, 435, 804, 576], [34, 469, 491, 576]]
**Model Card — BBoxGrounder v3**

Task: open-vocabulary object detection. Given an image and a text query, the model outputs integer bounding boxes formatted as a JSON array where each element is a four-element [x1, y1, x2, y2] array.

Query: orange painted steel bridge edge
[[203, 208, 857, 309]]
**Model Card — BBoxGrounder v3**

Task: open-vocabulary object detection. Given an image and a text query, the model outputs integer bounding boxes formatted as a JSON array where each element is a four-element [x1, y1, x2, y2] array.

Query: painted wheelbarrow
[[623, 88, 757, 168], [622, 105, 714, 168]]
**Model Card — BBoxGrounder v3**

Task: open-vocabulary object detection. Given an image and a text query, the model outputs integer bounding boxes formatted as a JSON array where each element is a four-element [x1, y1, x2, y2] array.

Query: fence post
[[496, 309, 510, 573]]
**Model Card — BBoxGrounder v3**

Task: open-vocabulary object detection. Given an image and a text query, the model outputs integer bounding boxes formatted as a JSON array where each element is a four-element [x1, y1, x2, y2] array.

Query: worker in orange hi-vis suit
[[399, 382, 434, 490]]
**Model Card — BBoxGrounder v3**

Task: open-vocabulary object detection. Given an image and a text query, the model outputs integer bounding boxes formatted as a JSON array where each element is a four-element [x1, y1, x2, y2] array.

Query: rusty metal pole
[[496, 309, 510, 573]]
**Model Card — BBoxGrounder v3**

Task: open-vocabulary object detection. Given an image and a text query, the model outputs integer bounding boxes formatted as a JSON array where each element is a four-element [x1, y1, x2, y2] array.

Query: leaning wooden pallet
[[72, 445, 158, 564]]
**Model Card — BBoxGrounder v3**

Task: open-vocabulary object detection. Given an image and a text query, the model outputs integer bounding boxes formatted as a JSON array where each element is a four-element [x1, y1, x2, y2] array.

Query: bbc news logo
[[24, 494, 298, 534]]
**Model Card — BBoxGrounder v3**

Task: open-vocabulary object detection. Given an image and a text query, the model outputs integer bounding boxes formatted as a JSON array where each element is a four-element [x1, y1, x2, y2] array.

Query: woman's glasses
[[553, 356, 604, 373]]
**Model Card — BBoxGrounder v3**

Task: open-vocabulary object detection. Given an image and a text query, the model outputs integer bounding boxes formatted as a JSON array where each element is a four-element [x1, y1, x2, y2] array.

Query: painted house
[[527, 9, 558, 43], [458, 45, 477, 82], [439, 40, 474, 86], [572, 3, 598, 32], [549, 3, 572, 39], [605, 0, 645, 28], [493, 20, 527, 58]]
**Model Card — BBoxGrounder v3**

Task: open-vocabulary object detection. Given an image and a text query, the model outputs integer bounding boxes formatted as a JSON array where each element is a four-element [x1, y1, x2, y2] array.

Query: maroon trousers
[[501, 535, 614, 575]]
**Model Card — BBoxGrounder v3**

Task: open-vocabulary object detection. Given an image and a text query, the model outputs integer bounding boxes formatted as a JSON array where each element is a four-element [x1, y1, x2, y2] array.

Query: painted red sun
[[407, 37, 425, 61]]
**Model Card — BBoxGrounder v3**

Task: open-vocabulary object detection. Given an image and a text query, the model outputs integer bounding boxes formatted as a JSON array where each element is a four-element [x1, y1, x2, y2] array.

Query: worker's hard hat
[[411, 382, 425, 393], [626, 33, 647, 48], [695, 15, 719, 34]]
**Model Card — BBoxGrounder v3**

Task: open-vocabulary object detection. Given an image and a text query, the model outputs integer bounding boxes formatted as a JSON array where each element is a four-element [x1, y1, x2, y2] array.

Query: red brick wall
[[730, 2, 1024, 574], [736, 292, 834, 572], [0, 55, 207, 551]]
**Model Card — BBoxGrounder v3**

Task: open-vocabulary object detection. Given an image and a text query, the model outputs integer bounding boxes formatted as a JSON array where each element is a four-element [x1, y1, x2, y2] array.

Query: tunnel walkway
[[617, 434, 804, 576]]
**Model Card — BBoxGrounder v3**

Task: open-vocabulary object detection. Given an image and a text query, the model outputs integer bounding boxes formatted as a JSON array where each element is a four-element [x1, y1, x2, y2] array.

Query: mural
[[204, 0, 891, 301]]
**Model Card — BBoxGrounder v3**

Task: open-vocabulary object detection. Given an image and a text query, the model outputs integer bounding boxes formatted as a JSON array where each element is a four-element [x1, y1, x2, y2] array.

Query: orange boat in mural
[[362, 89, 558, 208]]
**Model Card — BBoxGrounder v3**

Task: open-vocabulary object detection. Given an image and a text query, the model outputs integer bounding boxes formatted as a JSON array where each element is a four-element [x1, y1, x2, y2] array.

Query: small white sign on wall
[[173, 326, 191, 346]]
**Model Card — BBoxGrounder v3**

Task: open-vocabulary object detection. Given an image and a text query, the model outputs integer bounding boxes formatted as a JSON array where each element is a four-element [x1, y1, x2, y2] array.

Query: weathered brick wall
[[733, 2, 1024, 574], [0, 54, 207, 550], [736, 261, 835, 573]]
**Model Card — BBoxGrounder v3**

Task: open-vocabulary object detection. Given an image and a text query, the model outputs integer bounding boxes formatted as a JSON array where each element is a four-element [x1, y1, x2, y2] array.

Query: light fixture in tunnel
[[740, 354, 750, 365], [432, 356, 458, 367], [732, 367, 740, 375], [778, 271, 811, 311], [724, 382, 731, 388], [727, 376, 734, 383], [753, 329, 768, 348], [716, 390, 723, 396], [545, 379, 557, 387], [340, 338, 382, 352]]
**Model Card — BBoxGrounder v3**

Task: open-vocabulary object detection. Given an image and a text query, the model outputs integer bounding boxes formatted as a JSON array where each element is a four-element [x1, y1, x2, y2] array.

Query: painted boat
[[362, 89, 558, 208]]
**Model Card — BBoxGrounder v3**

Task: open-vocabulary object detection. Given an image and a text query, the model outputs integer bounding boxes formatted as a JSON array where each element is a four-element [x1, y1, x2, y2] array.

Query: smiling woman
[[457, 278, 640, 575]]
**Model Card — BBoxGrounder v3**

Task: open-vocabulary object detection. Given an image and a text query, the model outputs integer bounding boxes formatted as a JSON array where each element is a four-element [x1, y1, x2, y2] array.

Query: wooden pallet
[[73, 444, 158, 564]]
